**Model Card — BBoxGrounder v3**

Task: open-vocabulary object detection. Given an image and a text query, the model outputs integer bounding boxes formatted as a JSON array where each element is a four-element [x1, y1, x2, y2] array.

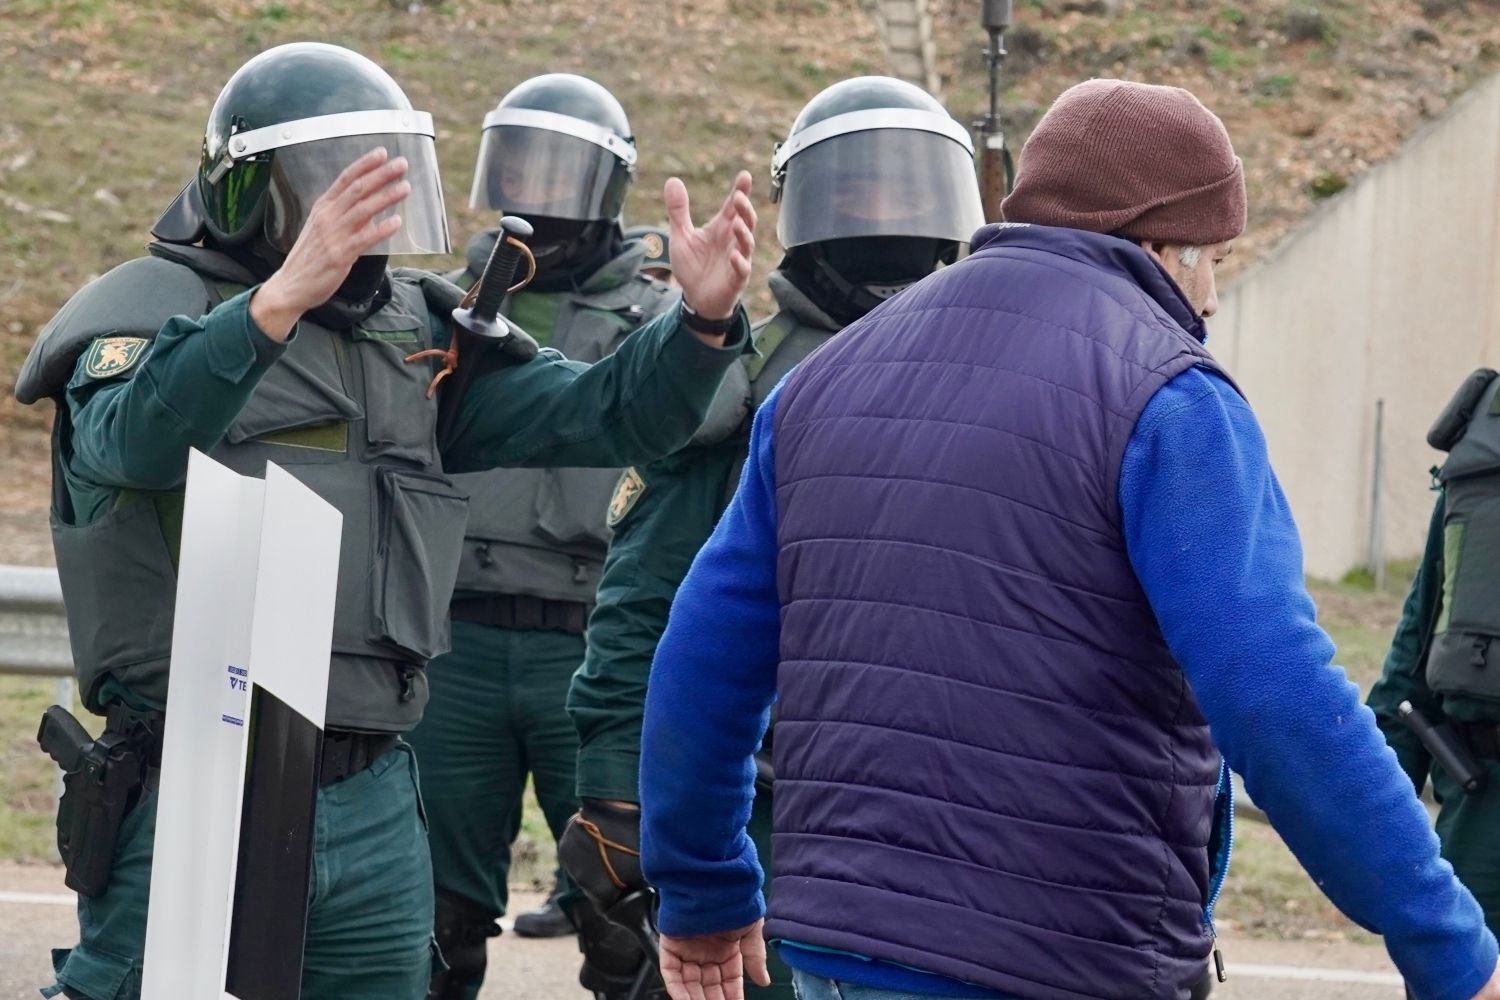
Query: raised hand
[[665, 171, 756, 323], [659, 920, 771, 1000], [250, 147, 410, 341]]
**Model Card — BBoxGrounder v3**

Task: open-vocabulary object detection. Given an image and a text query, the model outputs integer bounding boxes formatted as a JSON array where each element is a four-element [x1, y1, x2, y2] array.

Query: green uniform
[[569, 271, 839, 999], [408, 233, 677, 940], [1368, 491, 1500, 937], [19, 240, 741, 1000]]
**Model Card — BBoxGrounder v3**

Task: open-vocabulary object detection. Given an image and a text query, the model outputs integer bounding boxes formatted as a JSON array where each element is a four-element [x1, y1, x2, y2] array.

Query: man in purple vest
[[636, 79, 1500, 1000]]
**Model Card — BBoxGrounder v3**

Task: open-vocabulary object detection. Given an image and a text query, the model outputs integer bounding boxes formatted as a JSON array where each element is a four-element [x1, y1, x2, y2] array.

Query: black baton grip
[[1400, 701, 1489, 795], [471, 216, 533, 324]]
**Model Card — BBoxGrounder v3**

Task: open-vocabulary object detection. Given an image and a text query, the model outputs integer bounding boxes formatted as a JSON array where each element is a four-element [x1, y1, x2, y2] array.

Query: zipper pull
[[1214, 944, 1227, 983]]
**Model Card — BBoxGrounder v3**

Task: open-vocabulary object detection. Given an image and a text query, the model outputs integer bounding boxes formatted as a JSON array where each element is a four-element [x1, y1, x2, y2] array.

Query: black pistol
[[37, 705, 144, 897], [1399, 700, 1489, 795]]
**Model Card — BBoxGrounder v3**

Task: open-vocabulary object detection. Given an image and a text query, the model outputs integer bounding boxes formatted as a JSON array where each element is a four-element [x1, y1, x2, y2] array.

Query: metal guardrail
[[0, 564, 72, 679]]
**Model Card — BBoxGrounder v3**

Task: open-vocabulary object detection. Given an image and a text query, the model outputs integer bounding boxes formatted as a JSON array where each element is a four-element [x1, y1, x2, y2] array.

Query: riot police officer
[[406, 74, 689, 998], [1369, 370, 1500, 979], [16, 44, 755, 1000], [560, 76, 984, 1000]]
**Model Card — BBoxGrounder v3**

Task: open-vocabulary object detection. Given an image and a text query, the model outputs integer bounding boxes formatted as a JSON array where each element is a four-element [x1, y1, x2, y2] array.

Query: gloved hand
[[558, 798, 646, 910]]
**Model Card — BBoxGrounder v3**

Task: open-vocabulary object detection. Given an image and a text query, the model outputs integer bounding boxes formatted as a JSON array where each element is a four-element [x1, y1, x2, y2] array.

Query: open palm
[[666, 171, 757, 321], [660, 920, 771, 1000]]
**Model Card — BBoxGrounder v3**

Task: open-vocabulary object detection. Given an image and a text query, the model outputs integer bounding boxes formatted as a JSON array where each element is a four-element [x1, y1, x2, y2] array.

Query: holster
[[37, 704, 162, 897]]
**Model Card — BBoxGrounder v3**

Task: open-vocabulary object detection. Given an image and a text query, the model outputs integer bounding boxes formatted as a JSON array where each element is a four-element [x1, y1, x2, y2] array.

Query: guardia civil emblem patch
[[607, 467, 647, 527], [641, 232, 665, 261], [83, 337, 149, 380]]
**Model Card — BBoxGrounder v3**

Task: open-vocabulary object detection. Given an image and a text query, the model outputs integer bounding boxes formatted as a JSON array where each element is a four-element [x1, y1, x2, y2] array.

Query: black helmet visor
[[264, 129, 449, 255], [774, 113, 984, 249], [470, 109, 635, 221]]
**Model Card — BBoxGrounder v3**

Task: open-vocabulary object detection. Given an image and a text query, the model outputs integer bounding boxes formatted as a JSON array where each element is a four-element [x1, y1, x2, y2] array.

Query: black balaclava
[[786, 237, 958, 327], [522, 218, 623, 293], [216, 233, 390, 329]]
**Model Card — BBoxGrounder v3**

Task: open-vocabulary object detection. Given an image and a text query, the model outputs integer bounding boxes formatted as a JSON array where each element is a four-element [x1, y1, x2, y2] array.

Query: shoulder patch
[[82, 337, 149, 380], [607, 467, 647, 527]]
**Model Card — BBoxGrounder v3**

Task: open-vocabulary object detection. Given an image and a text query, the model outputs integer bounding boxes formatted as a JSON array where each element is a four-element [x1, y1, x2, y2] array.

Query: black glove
[[558, 798, 646, 910]]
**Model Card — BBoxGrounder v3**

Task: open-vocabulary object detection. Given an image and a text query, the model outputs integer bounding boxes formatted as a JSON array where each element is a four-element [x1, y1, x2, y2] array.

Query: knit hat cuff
[[1113, 158, 1247, 246]]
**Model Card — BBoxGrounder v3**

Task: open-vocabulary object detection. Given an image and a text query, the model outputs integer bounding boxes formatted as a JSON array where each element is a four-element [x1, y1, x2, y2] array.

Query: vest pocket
[[356, 305, 439, 465], [535, 466, 619, 549], [1430, 498, 1500, 701], [224, 332, 361, 446], [371, 468, 469, 661], [51, 497, 179, 709]]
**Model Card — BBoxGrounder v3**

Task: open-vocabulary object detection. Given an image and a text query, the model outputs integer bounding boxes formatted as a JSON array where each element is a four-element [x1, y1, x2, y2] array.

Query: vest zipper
[[1204, 758, 1234, 982]]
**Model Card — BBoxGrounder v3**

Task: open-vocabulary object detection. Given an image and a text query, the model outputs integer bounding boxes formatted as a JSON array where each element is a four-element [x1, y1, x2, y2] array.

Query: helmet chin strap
[[524, 219, 622, 292], [809, 249, 903, 321], [794, 238, 961, 326]]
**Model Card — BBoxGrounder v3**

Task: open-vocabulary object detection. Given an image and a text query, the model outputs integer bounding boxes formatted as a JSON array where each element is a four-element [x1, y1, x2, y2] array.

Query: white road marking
[[0, 890, 73, 907], [1232, 962, 1403, 986]]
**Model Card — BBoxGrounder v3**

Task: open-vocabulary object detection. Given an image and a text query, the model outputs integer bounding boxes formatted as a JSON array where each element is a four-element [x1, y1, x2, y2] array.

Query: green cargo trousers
[[407, 621, 583, 919], [42, 742, 436, 1000], [1434, 759, 1500, 937], [747, 786, 795, 1000]]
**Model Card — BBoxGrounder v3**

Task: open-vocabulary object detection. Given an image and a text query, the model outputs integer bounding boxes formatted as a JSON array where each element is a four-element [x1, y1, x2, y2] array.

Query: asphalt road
[[0, 863, 1407, 1000]]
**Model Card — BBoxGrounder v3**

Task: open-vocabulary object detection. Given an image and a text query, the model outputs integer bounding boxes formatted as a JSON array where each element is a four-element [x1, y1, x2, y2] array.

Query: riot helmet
[[772, 77, 984, 323], [154, 42, 450, 257], [470, 75, 635, 276], [471, 74, 635, 222]]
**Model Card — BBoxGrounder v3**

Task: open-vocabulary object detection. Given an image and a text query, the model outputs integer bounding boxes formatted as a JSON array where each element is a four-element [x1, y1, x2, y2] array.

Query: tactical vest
[[1426, 368, 1500, 705], [18, 243, 471, 731], [450, 272, 675, 605]]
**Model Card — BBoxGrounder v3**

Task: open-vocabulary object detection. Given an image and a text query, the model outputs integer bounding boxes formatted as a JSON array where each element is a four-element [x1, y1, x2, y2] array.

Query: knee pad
[[562, 895, 667, 1000], [428, 890, 501, 999]]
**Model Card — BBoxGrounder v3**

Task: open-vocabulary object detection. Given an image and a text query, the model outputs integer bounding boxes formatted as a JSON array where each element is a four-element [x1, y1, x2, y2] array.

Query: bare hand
[[250, 147, 410, 341], [1468, 962, 1500, 1000], [666, 171, 756, 326], [660, 920, 771, 1000]]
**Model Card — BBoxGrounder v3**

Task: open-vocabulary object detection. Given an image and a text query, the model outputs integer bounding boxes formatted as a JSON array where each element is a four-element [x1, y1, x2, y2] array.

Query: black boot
[[513, 881, 575, 938]]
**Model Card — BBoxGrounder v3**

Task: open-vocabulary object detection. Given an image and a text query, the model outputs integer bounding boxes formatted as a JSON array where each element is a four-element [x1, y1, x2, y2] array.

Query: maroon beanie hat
[[1000, 79, 1246, 245]]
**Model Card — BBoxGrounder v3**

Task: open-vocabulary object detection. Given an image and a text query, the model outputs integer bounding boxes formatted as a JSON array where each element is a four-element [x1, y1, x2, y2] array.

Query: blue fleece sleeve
[[1122, 367, 1496, 1000], [640, 382, 784, 937]]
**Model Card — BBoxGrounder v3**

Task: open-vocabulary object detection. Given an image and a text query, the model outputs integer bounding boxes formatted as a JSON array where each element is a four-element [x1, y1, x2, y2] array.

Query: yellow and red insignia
[[641, 232, 665, 260], [83, 337, 149, 380], [607, 467, 647, 527]]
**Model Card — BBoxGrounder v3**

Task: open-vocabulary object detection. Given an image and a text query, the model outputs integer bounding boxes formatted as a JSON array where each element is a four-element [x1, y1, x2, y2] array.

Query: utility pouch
[[37, 705, 149, 897]]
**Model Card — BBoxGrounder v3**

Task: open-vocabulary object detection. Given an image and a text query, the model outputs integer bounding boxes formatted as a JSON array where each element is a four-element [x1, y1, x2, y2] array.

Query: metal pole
[[1369, 399, 1386, 592], [53, 675, 73, 814]]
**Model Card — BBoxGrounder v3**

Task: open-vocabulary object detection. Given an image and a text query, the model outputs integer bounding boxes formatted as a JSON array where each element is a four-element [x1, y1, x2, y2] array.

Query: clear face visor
[[469, 125, 631, 222], [775, 128, 985, 249], [264, 131, 450, 255]]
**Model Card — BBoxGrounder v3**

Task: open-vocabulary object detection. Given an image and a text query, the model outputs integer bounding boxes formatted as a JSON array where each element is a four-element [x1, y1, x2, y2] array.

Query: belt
[[103, 703, 165, 771], [319, 731, 398, 787], [103, 705, 393, 789], [450, 594, 590, 635], [1454, 720, 1500, 761]]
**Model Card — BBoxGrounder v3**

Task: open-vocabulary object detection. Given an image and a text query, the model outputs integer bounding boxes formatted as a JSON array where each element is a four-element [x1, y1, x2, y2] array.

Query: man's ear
[[1138, 240, 1169, 266]]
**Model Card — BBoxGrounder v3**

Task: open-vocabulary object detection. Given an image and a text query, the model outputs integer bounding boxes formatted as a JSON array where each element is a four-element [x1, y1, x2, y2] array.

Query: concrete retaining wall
[[1211, 71, 1500, 579]]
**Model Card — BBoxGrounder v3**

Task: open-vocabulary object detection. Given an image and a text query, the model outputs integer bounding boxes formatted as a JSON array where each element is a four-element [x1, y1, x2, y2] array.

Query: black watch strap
[[681, 301, 738, 335]]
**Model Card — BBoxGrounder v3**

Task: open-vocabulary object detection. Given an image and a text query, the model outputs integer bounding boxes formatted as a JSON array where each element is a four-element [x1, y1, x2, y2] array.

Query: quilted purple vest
[[766, 224, 1229, 1000]]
